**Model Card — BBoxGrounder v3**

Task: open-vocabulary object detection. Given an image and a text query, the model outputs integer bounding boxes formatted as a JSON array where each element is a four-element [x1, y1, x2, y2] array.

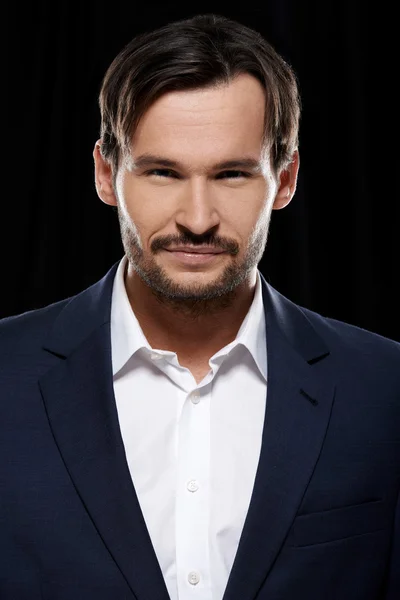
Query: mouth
[[164, 247, 225, 254], [163, 248, 227, 265]]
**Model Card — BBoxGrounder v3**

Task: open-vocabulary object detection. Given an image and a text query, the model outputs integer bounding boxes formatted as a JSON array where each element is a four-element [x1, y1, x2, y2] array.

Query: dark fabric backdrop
[[5, 1, 399, 341]]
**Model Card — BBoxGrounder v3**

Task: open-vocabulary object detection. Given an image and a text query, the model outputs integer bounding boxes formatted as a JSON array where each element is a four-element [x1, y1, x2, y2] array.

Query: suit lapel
[[222, 276, 336, 600], [39, 263, 170, 600]]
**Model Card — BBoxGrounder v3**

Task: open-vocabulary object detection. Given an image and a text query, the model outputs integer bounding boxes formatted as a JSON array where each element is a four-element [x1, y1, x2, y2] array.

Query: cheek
[[226, 184, 273, 225], [117, 178, 169, 232]]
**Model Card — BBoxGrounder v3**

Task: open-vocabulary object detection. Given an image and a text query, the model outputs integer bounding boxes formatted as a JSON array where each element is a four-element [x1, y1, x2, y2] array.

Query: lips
[[165, 247, 225, 254]]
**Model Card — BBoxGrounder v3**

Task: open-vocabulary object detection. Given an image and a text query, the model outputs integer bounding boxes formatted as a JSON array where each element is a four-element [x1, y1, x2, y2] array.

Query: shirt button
[[190, 391, 200, 404], [187, 479, 199, 492], [188, 571, 200, 585], [151, 353, 162, 360]]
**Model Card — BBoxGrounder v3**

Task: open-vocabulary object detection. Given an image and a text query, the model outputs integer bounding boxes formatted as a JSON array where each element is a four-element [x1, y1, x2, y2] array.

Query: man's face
[[95, 73, 296, 312]]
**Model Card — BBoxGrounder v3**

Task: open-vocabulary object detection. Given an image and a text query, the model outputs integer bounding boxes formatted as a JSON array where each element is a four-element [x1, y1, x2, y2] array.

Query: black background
[[5, 1, 399, 341]]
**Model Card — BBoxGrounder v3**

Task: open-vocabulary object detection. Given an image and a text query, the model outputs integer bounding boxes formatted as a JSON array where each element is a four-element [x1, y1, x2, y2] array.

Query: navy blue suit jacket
[[1, 261, 399, 600]]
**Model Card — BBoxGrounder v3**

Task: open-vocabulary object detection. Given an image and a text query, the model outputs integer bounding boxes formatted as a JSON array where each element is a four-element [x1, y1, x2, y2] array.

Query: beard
[[116, 201, 272, 320]]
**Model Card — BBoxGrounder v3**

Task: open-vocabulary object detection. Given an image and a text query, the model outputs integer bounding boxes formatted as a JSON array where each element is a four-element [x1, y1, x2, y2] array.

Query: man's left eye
[[218, 171, 249, 179]]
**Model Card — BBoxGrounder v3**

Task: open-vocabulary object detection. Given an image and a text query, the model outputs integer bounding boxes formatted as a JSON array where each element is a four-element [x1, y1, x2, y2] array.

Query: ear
[[273, 150, 300, 210], [93, 139, 118, 206]]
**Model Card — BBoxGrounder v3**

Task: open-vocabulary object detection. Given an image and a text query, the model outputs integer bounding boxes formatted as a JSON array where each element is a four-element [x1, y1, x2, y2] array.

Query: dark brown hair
[[98, 13, 301, 180]]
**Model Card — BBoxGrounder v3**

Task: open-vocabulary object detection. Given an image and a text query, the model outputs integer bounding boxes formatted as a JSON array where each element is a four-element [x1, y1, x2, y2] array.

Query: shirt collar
[[111, 255, 267, 381]]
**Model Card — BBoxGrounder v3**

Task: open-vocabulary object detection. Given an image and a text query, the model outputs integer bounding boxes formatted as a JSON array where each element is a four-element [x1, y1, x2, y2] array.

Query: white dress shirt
[[110, 255, 268, 600]]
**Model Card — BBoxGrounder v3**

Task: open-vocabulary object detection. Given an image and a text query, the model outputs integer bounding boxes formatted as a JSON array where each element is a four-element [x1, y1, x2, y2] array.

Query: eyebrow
[[130, 153, 262, 173]]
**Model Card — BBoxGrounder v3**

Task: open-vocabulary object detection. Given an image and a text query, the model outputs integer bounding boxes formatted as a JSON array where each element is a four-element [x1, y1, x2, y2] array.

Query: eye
[[145, 169, 177, 178], [217, 170, 250, 179]]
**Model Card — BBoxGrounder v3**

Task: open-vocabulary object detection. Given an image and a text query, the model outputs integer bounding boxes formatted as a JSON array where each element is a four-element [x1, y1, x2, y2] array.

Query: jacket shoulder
[[300, 304, 400, 377], [302, 304, 399, 349], [0, 298, 72, 354]]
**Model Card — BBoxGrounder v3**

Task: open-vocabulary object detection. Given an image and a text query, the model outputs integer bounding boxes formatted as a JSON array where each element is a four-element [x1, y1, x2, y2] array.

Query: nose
[[175, 178, 220, 235]]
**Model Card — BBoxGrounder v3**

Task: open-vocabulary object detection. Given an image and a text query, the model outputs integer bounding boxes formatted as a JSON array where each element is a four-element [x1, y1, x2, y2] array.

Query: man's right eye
[[145, 169, 176, 178]]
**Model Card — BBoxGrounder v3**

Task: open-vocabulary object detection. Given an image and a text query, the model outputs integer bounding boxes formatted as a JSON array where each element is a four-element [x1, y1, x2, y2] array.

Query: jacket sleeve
[[385, 485, 400, 599]]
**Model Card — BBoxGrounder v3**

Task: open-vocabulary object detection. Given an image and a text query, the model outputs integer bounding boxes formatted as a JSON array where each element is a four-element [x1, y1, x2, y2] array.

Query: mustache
[[152, 235, 239, 255]]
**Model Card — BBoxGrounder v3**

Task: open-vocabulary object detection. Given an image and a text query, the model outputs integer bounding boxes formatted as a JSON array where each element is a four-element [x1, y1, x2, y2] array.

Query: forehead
[[131, 73, 267, 156]]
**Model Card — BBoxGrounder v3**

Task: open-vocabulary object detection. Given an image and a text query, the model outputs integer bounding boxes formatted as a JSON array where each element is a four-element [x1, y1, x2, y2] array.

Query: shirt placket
[[175, 385, 212, 599]]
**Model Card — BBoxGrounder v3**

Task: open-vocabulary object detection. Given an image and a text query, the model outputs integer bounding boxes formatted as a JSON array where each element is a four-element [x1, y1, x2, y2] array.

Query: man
[[0, 12, 398, 600]]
